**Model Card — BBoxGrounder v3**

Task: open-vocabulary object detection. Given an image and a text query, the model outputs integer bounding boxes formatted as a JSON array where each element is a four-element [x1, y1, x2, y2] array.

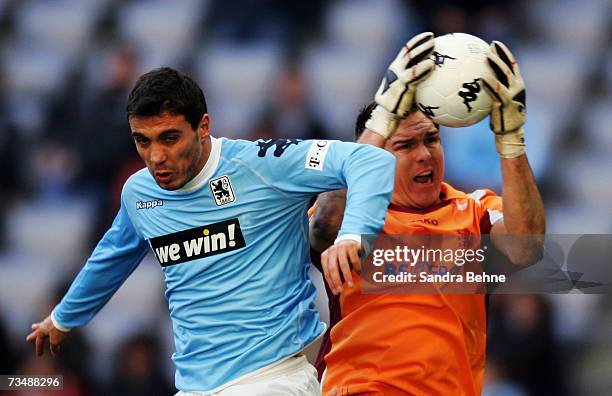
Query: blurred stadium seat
[[14, 0, 102, 59], [325, 0, 411, 54], [583, 96, 612, 154], [519, 45, 590, 120], [528, 0, 609, 59], [303, 45, 380, 139], [193, 43, 282, 138], [5, 198, 94, 263], [118, 0, 209, 72]]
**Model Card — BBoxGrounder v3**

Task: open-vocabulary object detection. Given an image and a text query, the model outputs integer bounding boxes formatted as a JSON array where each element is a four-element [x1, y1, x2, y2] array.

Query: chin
[[410, 185, 442, 209], [156, 179, 181, 191]]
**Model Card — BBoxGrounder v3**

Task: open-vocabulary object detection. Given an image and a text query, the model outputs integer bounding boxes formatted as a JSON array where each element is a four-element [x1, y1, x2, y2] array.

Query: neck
[[390, 190, 441, 210], [177, 136, 220, 193], [193, 136, 212, 176]]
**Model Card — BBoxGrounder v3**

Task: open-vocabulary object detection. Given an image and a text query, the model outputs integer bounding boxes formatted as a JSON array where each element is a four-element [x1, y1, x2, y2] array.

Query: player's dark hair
[[354, 102, 377, 141], [126, 67, 207, 130], [354, 102, 420, 141]]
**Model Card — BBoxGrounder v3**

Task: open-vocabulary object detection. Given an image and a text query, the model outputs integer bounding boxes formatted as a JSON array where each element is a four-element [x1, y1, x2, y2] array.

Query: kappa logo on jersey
[[136, 199, 163, 210], [209, 175, 235, 206], [256, 138, 301, 157], [305, 140, 331, 171], [150, 218, 246, 267]]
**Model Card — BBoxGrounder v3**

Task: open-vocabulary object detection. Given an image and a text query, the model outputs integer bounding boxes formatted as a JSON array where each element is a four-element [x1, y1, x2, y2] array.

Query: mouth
[[155, 171, 173, 184], [413, 170, 433, 184]]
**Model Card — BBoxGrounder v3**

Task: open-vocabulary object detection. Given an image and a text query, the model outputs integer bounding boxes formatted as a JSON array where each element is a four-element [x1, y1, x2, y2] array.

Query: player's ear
[[197, 113, 210, 141]]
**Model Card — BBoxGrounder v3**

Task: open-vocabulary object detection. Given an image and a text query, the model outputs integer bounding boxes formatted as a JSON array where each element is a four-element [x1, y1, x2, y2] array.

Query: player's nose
[[415, 143, 432, 162], [150, 147, 167, 164]]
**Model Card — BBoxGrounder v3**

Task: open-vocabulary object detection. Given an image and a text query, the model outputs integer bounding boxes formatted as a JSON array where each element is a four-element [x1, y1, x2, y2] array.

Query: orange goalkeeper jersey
[[320, 182, 503, 396]]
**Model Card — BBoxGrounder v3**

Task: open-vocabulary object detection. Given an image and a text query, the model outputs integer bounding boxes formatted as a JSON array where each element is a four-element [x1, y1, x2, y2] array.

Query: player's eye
[[164, 135, 180, 144], [398, 141, 415, 150], [426, 135, 440, 145], [134, 136, 149, 145]]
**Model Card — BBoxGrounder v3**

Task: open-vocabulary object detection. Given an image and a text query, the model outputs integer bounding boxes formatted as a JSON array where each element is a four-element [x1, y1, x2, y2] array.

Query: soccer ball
[[415, 33, 493, 128]]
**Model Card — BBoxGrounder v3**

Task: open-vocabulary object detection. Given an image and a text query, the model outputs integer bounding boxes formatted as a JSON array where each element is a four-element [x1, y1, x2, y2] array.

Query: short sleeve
[[468, 189, 503, 234]]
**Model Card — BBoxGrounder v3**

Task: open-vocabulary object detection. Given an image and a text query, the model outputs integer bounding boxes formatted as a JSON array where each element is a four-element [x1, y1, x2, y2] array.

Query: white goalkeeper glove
[[366, 32, 435, 139], [481, 41, 527, 158]]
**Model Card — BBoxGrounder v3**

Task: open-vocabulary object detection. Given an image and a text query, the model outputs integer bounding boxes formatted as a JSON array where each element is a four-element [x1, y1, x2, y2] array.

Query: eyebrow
[[392, 138, 416, 148], [392, 130, 440, 147], [131, 129, 183, 138], [158, 129, 183, 137]]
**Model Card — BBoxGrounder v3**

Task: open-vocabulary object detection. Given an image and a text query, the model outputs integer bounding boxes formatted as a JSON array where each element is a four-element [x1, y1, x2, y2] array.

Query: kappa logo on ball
[[209, 175, 235, 206]]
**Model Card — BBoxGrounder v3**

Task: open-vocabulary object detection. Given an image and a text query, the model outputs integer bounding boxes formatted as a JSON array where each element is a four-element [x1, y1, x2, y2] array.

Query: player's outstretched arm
[[482, 41, 546, 265], [312, 32, 436, 292], [310, 189, 363, 295], [27, 196, 149, 356], [309, 125, 389, 252], [25, 315, 68, 356]]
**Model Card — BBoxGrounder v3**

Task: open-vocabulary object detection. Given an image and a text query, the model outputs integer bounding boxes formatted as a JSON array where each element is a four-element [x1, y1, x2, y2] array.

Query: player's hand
[[367, 32, 436, 139], [26, 315, 68, 356], [321, 240, 362, 295], [481, 41, 527, 158]]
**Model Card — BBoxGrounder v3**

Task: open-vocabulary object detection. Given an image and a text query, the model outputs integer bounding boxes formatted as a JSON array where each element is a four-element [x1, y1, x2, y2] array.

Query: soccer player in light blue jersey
[[26, 67, 396, 395]]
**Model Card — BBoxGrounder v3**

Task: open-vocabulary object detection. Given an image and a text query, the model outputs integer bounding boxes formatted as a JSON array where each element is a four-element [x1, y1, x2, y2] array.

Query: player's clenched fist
[[367, 32, 435, 139], [321, 240, 362, 295]]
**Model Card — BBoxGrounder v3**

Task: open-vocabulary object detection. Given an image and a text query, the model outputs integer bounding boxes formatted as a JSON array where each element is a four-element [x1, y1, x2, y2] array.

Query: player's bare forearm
[[493, 154, 546, 265], [500, 154, 545, 234], [310, 189, 347, 252]]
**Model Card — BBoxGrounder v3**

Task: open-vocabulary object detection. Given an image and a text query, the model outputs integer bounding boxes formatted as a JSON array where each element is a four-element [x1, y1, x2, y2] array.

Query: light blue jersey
[[53, 137, 395, 392]]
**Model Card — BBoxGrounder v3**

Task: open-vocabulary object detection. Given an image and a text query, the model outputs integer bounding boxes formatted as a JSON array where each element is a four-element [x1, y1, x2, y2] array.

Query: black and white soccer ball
[[415, 33, 493, 128]]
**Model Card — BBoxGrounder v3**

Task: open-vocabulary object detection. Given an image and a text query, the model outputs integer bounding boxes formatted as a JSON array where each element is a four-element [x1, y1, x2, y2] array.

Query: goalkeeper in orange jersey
[[309, 32, 545, 395]]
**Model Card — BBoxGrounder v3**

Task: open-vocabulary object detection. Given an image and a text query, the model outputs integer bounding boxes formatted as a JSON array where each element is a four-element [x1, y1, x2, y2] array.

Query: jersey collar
[[176, 136, 222, 193], [388, 182, 465, 214]]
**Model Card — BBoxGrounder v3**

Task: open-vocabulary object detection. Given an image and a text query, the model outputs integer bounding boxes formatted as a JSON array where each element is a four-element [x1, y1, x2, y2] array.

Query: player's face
[[384, 111, 444, 209], [129, 112, 210, 190]]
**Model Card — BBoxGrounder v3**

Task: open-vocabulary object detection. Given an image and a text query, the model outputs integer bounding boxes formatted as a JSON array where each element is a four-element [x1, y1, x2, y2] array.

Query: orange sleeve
[[475, 190, 503, 234]]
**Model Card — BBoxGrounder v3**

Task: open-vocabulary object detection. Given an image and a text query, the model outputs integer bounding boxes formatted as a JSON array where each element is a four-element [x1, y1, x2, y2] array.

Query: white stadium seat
[[193, 43, 282, 138]]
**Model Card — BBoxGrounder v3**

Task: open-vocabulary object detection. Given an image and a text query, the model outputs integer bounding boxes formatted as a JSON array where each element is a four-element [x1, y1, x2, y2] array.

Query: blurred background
[[0, 0, 610, 395]]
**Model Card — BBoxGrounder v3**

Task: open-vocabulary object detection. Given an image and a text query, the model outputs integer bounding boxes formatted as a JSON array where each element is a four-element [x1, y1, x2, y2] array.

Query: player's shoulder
[[121, 167, 155, 197], [443, 183, 498, 204], [465, 188, 499, 205], [221, 137, 317, 163], [218, 137, 302, 160]]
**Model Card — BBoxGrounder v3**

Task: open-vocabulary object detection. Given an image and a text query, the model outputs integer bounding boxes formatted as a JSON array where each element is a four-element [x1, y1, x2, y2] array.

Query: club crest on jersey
[[150, 218, 246, 267], [136, 199, 163, 210], [209, 175, 235, 206]]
